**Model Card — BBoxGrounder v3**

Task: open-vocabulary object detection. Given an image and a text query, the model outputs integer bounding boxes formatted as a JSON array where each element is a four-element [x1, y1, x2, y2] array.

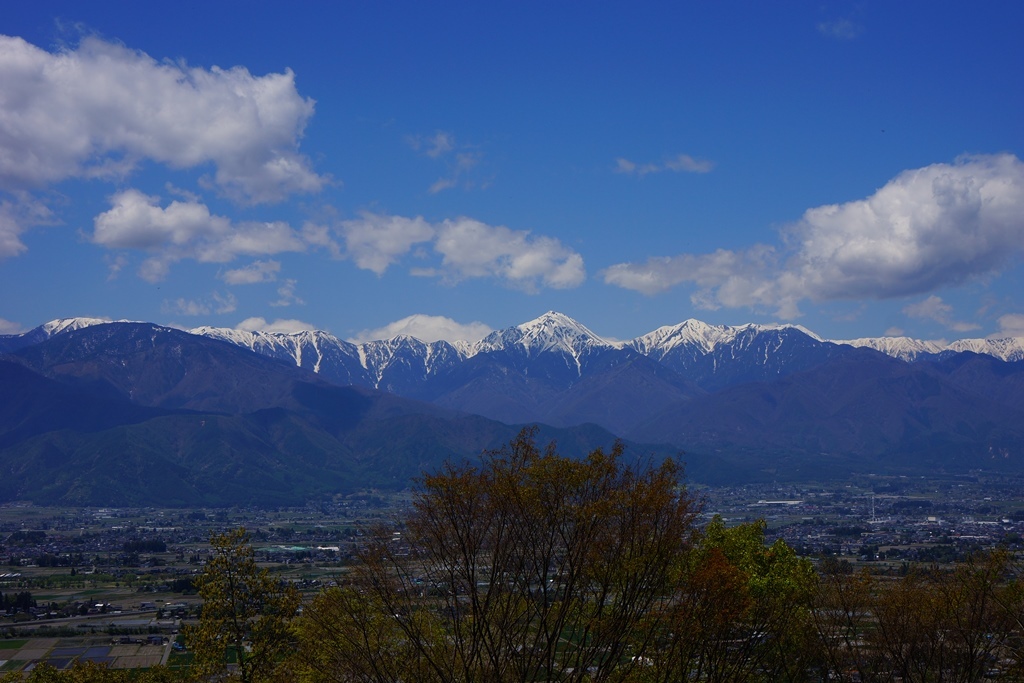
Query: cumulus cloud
[[339, 212, 434, 275], [902, 295, 980, 332], [349, 314, 493, 344], [615, 153, 714, 176], [92, 189, 309, 281], [993, 313, 1024, 338], [0, 194, 55, 260], [300, 222, 343, 259], [222, 260, 281, 285], [0, 200, 29, 259], [0, 317, 25, 334], [604, 154, 1024, 318], [429, 218, 585, 291], [235, 316, 316, 334], [0, 34, 325, 203], [337, 212, 584, 291], [602, 245, 797, 314], [786, 154, 1024, 299]]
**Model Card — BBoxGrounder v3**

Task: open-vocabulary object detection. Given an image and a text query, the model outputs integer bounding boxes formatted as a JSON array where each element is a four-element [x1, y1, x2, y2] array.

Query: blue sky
[[1, 2, 1023, 344]]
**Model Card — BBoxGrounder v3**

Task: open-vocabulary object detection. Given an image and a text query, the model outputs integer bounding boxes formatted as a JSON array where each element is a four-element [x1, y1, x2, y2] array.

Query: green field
[[0, 640, 27, 650]]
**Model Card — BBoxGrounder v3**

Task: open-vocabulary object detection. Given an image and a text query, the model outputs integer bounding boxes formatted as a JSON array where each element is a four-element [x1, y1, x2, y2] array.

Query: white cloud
[[604, 154, 1024, 318], [92, 189, 308, 280], [222, 260, 281, 285], [787, 154, 1024, 299], [349, 314, 493, 344], [431, 217, 585, 291], [165, 291, 237, 317], [339, 212, 435, 275], [0, 194, 54, 260], [300, 222, 343, 259], [0, 34, 325, 203], [902, 295, 980, 332], [270, 278, 304, 307], [0, 200, 29, 260], [602, 245, 796, 314], [0, 317, 25, 334], [93, 189, 231, 250], [615, 153, 714, 177], [336, 212, 585, 291], [428, 177, 458, 194], [138, 256, 173, 283], [235, 316, 316, 334], [994, 313, 1024, 338]]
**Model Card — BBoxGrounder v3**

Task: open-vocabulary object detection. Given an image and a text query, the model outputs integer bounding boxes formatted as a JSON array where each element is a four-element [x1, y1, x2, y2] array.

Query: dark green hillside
[[636, 350, 1024, 479], [1, 324, 690, 506], [0, 360, 172, 446]]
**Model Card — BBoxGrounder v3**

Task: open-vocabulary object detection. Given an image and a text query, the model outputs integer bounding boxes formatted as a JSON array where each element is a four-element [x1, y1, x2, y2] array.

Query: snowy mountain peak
[[187, 325, 359, 377], [475, 311, 618, 357], [945, 336, 1024, 362], [631, 319, 741, 356], [832, 334, 1024, 362], [629, 319, 821, 358], [519, 311, 614, 345], [40, 317, 124, 336], [14, 315, 1024, 383], [834, 336, 948, 362]]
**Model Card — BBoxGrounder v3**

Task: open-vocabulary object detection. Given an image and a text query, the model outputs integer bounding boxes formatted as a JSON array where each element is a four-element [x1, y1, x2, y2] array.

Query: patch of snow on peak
[[832, 334, 1024, 362], [947, 337, 1024, 362], [475, 311, 618, 357], [40, 317, 122, 336], [629, 319, 824, 359], [834, 336, 947, 362]]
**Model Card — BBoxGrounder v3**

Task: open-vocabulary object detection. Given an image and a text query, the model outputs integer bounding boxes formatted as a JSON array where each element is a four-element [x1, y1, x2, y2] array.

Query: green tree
[[185, 527, 300, 683], [645, 516, 817, 682], [293, 428, 700, 683]]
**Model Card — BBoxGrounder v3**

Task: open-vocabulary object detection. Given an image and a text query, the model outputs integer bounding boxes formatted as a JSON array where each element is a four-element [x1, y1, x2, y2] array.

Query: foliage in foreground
[[291, 429, 818, 682], [12, 430, 1024, 682], [184, 527, 300, 683], [0, 661, 180, 682]]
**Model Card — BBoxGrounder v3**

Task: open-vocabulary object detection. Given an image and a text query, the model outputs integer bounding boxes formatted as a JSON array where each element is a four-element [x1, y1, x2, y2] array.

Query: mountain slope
[[0, 322, 687, 505], [5, 312, 1024, 495], [634, 349, 1024, 478]]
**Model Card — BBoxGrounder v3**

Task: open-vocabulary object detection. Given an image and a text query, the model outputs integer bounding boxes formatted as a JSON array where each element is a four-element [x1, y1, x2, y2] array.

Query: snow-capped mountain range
[[3, 311, 1023, 384], [4, 310, 1023, 433], [194, 310, 1024, 368], [4, 311, 1024, 500]]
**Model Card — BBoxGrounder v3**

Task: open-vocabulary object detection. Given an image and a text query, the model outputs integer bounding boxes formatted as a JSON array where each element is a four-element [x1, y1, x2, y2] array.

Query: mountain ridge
[[3, 313, 1024, 505], [1, 323, 682, 506], [6, 311, 1022, 368]]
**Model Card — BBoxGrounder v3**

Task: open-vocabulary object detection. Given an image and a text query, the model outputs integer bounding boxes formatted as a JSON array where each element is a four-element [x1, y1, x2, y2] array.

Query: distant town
[[4, 472, 1024, 634]]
